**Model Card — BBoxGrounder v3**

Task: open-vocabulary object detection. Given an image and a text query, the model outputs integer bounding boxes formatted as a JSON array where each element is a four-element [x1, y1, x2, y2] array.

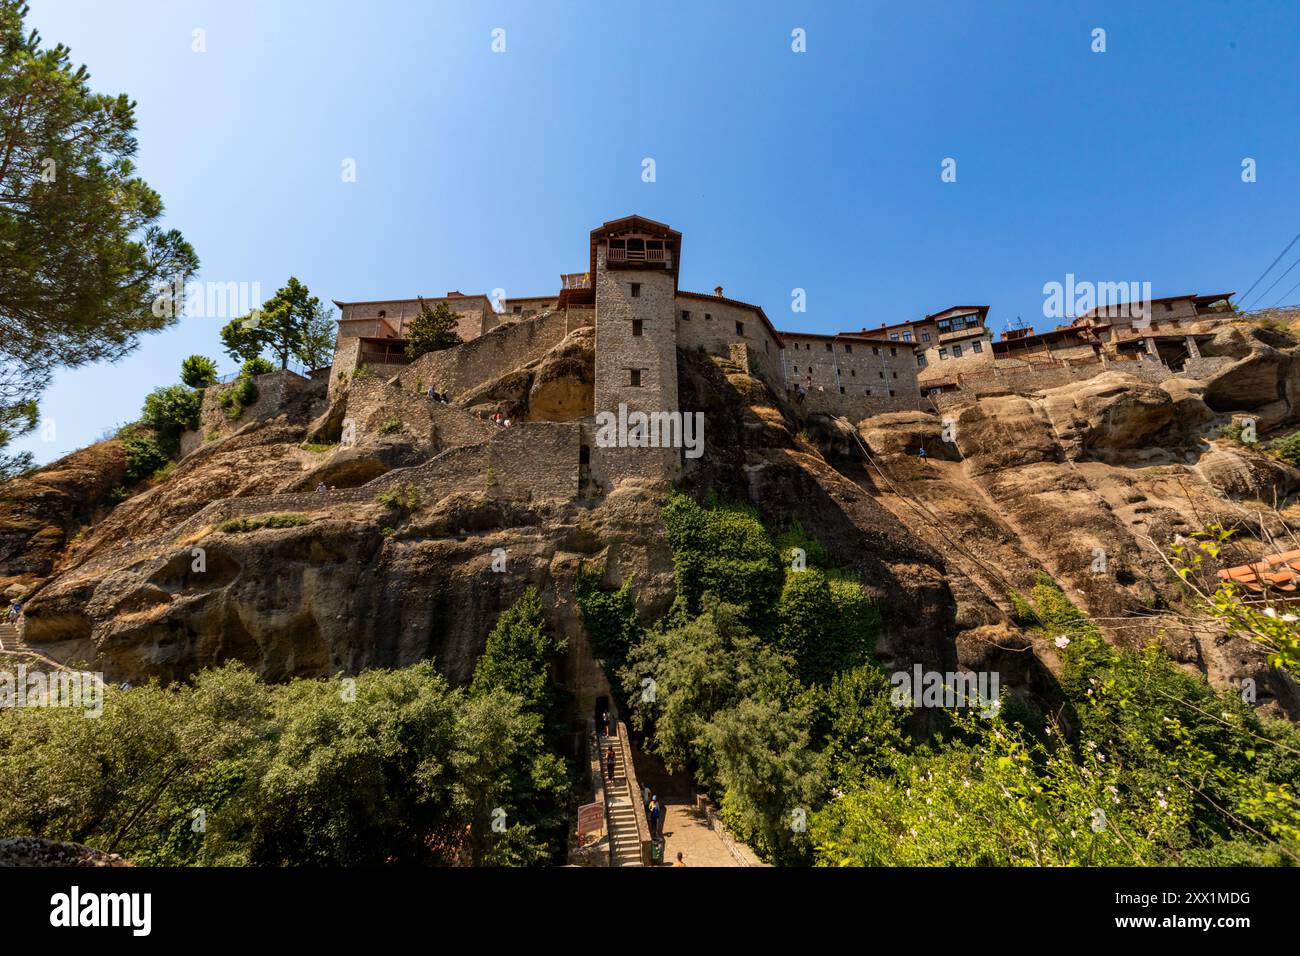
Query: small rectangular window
[[630, 368, 642, 387], [513, 305, 522, 314], [825, 342, 833, 352], [921, 331, 931, 342], [705, 313, 712, 321], [889, 333, 899, 341], [630, 283, 641, 298], [872, 346, 879, 355], [736, 321, 744, 335], [902, 331, 913, 342], [839, 386, 845, 394], [889, 389, 896, 397], [850, 369, 856, 377], [952, 344, 962, 358], [939, 348, 948, 359], [632, 319, 643, 337], [892, 371, 898, 379], [972, 340, 983, 353], [844, 344, 852, 353], [890, 347, 897, 356], [681, 310, 691, 321]]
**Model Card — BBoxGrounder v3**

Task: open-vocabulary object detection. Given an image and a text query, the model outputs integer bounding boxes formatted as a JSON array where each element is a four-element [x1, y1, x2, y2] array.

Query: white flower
[[1263, 607, 1278, 619], [1158, 799, 1168, 809], [1283, 614, 1298, 623], [1055, 636, 1071, 649]]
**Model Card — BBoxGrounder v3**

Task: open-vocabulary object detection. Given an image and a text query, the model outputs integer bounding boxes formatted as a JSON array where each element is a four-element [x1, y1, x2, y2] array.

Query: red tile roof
[[1218, 549, 1300, 594]]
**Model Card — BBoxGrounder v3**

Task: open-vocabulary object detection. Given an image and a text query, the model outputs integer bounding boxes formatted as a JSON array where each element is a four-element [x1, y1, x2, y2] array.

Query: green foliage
[[375, 483, 420, 512], [379, 416, 402, 435], [179, 355, 218, 389], [1269, 430, 1300, 468], [141, 384, 201, 454], [300, 440, 337, 454], [0, 0, 198, 468], [660, 493, 783, 630], [776, 569, 879, 685], [240, 356, 275, 378], [217, 377, 258, 421], [404, 299, 463, 359], [574, 568, 643, 678], [0, 660, 576, 866], [120, 430, 169, 483], [805, 664, 907, 782], [467, 588, 571, 864], [1171, 524, 1300, 677], [619, 596, 819, 862], [218, 513, 308, 533], [220, 278, 327, 371]]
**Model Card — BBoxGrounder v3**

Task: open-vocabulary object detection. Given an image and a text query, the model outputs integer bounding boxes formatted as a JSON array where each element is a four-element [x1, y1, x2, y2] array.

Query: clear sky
[[15, 0, 1300, 464]]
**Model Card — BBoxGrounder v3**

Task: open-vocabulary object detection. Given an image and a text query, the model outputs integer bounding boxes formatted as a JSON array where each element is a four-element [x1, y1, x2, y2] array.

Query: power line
[[1246, 250, 1300, 309], [1268, 274, 1300, 310], [1240, 228, 1300, 306]]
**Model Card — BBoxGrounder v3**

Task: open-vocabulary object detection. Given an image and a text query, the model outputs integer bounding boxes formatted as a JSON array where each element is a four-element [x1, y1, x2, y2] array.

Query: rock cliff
[[3, 318, 1299, 720]]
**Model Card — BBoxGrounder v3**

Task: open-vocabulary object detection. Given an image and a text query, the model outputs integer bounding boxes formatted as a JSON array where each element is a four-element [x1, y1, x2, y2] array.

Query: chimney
[[714, 286, 724, 297]]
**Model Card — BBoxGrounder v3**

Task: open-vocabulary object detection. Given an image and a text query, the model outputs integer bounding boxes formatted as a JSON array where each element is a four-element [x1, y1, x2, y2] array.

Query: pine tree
[[405, 299, 463, 359]]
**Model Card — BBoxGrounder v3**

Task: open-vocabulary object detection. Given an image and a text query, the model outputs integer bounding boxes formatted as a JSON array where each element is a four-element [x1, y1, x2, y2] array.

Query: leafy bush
[[180, 354, 218, 388], [0, 661, 572, 866], [141, 385, 202, 453], [218, 513, 308, 533], [376, 483, 420, 511], [661, 493, 783, 631], [574, 568, 643, 679], [217, 377, 259, 421], [240, 356, 275, 377], [1269, 430, 1300, 467], [121, 431, 170, 483], [776, 568, 878, 686], [379, 416, 402, 435]]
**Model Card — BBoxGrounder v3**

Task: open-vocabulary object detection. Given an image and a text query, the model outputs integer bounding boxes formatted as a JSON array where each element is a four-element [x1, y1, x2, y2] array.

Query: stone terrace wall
[[341, 375, 498, 449], [796, 384, 920, 422], [398, 309, 594, 400], [183, 370, 319, 456]]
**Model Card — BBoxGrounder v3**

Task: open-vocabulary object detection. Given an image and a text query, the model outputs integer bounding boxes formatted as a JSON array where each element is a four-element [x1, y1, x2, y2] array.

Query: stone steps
[[598, 733, 646, 867]]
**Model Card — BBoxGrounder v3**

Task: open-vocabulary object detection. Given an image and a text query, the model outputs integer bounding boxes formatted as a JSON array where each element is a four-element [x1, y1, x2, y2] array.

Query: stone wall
[[594, 247, 680, 482], [782, 333, 921, 410], [183, 370, 318, 456], [675, 296, 783, 390], [397, 309, 589, 400]]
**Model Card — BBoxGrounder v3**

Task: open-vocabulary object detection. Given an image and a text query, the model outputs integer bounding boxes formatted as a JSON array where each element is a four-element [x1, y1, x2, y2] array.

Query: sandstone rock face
[[8, 323, 1300, 724], [1040, 372, 1174, 458]]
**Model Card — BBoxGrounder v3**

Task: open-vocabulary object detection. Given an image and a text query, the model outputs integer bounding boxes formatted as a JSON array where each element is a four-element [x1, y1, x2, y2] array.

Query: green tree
[[220, 278, 326, 371], [405, 298, 462, 359], [0, 1, 197, 464], [219, 313, 265, 365], [140, 384, 201, 454], [296, 300, 336, 370], [467, 588, 571, 864], [180, 354, 218, 388]]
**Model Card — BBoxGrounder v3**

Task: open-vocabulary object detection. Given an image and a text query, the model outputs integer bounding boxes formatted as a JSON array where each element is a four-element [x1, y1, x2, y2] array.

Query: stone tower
[[591, 216, 683, 482]]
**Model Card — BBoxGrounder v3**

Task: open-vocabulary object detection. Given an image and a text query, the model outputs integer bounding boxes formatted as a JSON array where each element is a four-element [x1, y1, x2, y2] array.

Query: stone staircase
[[0, 620, 72, 672], [599, 732, 646, 866]]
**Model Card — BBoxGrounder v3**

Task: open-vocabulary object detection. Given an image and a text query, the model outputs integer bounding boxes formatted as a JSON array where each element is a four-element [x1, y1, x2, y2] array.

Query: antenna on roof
[[1005, 315, 1027, 332]]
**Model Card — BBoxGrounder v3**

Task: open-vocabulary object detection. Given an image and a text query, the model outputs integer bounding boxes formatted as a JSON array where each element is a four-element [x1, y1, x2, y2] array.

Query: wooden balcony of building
[[605, 238, 673, 270]]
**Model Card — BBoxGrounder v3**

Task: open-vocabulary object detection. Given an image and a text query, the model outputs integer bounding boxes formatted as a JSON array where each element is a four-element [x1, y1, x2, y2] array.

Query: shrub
[[180, 355, 218, 388], [661, 493, 783, 632], [574, 568, 643, 678], [300, 441, 337, 453], [218, 378, 259, 421], [1269, 430, 1300, 467], [375, 483, 420, 511], [141, 385, 202, 453], [379, 416, 402, 435], [121, 431, 170, 483], [240, 356, 275, 377], [218, 513, 309, 533]]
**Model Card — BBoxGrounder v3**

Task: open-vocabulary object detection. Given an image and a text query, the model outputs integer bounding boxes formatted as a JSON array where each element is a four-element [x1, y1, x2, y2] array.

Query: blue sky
[[15, 0, 1300, 464]]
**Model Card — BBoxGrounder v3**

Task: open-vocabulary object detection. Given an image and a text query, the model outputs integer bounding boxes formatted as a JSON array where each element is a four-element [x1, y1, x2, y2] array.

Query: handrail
[[615, 720, 653, 865]]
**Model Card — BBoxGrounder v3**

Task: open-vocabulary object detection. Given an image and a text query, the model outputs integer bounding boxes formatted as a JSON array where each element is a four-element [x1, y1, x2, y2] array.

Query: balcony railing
[[607, 246, 671, 265]]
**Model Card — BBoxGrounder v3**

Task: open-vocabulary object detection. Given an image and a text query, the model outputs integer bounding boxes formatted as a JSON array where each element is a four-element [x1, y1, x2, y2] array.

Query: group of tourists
[[425, 386, 450, 404]]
